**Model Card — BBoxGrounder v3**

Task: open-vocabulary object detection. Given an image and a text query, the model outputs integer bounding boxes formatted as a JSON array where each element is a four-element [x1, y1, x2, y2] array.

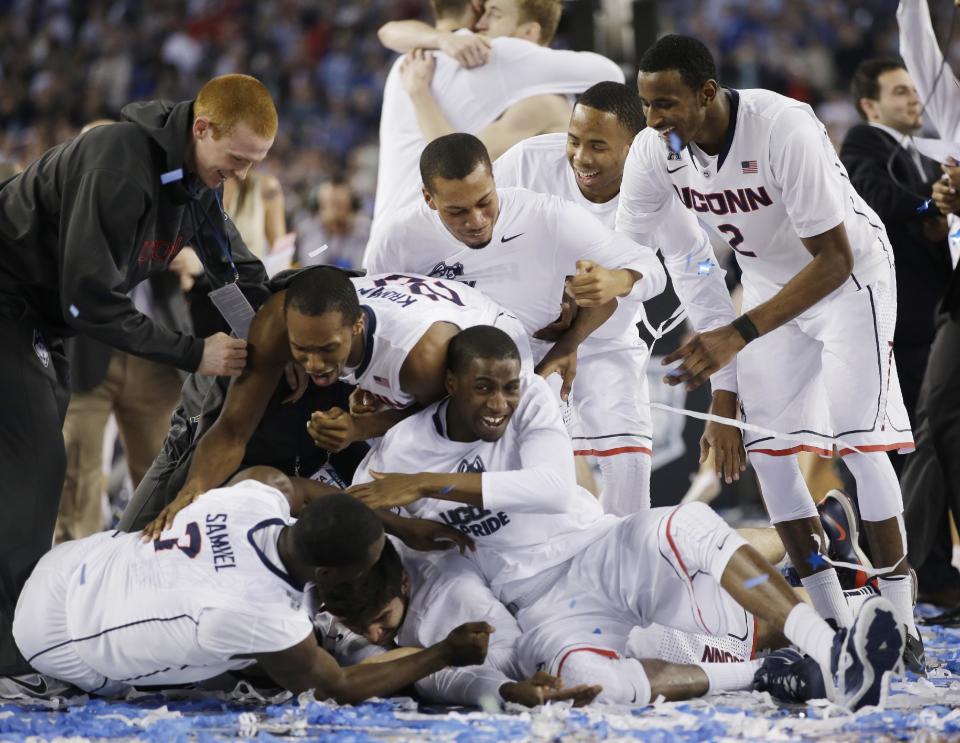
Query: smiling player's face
[[445, 356, 521, 442], [566, 104, 634, 203], [423, 163, 500, 248], [637, 69, 713, 151]]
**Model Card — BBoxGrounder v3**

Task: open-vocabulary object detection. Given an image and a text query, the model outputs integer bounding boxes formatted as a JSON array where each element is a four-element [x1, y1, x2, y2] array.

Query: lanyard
[[188, 182, 240, 283]]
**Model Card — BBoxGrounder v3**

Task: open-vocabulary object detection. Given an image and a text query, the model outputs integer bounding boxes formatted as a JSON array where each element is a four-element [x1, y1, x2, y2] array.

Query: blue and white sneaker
[[753, 648, 827, 703], [818, 489, 874, 590], [831, 596, 905, 710]]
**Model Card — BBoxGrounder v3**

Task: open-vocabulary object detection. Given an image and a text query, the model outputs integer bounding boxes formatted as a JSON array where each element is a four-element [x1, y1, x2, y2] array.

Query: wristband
[[731, 314, 760, 344]]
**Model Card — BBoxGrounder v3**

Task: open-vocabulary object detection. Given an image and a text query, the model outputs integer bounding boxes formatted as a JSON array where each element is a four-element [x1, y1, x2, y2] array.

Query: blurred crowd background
[[2, 0, 958, 269]]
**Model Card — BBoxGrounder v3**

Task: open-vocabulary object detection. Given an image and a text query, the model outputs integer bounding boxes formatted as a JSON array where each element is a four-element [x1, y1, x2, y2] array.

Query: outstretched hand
[[500, 671, 602, 707], [348, 471, 432, 510], [661, 325, 745, 391]]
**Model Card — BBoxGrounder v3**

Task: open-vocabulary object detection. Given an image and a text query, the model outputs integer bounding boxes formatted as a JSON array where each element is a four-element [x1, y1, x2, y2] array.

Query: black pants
[[0, 312, 70, 675], [902, 313, 960, 590]]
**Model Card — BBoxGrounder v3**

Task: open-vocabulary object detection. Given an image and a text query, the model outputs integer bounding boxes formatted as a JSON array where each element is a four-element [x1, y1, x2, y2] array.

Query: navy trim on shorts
[[743, 286, 894, 447], [571, 433, 653, 442]]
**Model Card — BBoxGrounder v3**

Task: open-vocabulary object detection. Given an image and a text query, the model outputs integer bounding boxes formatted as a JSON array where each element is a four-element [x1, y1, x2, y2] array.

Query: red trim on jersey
[[665, 506, 712, 634], [837, 442, 915, 456], [574, 446, 653, 458], [556, 646, 620, 678]]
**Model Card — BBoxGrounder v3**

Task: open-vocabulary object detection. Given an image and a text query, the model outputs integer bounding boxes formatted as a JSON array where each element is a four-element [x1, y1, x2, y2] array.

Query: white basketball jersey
[[374, 32, 624, 221], [364, 187, 664, 342], [354, 374, 618, 599], [64, 481, 311, 686], [497, 134, 739, 389], [618, 89, 892, 299], [343, 273, 528, 409], [493, 133, 646, 353]]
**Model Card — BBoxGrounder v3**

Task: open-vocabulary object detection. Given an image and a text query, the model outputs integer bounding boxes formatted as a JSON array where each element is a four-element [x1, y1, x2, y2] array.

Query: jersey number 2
[[153, 521, 201, 559], [717, 224, 756, 257]]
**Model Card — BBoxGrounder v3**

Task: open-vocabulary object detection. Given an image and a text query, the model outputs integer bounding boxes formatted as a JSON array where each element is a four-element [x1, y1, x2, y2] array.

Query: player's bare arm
[[377, 508, 476, 553], [476, 94, 573, 160], [699, 390, 746, 485], [251, 621, 493, 703], [350, 471, 484, 511], [662, 223, 854, 391], [567, 259, 642, 307], [535, 298, 617, 400], [378, 20, 491, 68], [307, 321, 459, 451], [142, 294, 292, 539]]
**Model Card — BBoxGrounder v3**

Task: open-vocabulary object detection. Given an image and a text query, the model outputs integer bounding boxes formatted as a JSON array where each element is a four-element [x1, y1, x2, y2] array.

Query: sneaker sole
[[842, 597, 905, 710]]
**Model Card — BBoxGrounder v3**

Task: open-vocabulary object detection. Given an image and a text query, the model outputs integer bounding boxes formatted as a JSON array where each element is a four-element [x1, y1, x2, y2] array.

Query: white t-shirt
[[353, 375, 619, 600], [313, 544, 523, 705], [64, 481, 311, 686], [343, 273, 528, 409], [364, 187, 666, 350], [617, 88, 893, 303], [494, 134, 737, 388], [374, 31, 625, 221]]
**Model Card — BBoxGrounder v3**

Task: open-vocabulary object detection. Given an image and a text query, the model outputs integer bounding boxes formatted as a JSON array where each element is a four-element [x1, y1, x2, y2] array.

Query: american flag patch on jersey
[[741, 160, 758, 174], [373, 375, 390, 388]]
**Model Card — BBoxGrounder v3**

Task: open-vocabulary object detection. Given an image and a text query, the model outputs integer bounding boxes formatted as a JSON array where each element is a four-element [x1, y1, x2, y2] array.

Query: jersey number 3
[[717, 224, 756, 258], [153, 521, 201, 559]]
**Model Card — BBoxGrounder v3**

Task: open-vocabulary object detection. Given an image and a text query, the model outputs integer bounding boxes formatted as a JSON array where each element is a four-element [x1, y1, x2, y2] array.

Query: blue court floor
[[1, 607, 959, 742]]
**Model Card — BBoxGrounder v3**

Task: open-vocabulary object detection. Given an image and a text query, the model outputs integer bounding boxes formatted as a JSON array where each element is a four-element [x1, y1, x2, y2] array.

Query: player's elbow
[[377, 23, 402, 51]]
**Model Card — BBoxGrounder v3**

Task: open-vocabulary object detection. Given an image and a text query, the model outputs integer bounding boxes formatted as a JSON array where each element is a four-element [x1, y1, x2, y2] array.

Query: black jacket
[[840, 124, 953, 345], [0, 99, 268, 372]]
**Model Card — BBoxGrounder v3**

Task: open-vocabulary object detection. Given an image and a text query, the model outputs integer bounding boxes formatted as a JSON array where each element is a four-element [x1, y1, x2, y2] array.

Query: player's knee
[[668, 502, 746, 575], [749, 454, 818, 523], [842, 451, 903, 522], [558, 648, 651, 705]]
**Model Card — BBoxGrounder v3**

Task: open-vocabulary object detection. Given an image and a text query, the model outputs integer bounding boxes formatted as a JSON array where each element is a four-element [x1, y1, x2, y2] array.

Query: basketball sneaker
[[817, 489, 873, 590]]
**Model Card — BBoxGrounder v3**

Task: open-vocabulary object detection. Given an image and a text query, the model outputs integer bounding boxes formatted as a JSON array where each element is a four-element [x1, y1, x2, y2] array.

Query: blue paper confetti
[[592, 628, 602, 634], [69, 304, 79, 317], [806, 551, 828, 569], [951, 225, 960, 239], [439, 485, 454, 495], [160, 168, 183, 185], [917, 198, 933, 214], [569, 599, 577, 609], [668, 131, 683, 154], [697, 259, 714, 277], [743, 574, 770, 589]]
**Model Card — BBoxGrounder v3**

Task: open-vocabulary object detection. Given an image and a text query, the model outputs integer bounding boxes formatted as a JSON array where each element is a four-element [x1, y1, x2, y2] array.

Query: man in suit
[[840, 58, 958, 606]]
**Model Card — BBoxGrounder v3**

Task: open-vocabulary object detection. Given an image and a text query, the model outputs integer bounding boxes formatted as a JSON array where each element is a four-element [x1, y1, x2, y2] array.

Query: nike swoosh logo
[[666, 164, 688, 174], [717, 533, 729, 551], [823, 513, 847, 541], [14, 677, 46, 695], [501, 233, 524, 243]]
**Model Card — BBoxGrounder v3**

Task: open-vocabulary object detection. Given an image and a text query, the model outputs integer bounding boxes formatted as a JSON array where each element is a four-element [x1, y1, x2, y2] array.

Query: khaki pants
[[56, 352, 182, 542]]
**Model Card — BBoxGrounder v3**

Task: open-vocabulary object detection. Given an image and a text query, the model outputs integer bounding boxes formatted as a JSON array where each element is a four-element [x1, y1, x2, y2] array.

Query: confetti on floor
[[2, 608, 959, 742]]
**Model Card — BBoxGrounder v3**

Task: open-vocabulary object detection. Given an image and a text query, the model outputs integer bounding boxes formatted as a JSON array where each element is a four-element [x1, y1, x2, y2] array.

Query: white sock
[[598, 452, 652, 515], [843, 585, 878, 615], [800, 569, 854, 627], [699, 659, 763, 693], [877, 575, 919, 638], [783, 603, 836, 671]]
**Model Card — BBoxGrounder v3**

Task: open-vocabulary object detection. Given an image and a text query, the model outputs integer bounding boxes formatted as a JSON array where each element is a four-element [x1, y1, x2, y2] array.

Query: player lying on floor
[[346, 326, 905, 710], [11, 467, 491, 703], [314, 513, 882, 707], [314, 537, 601, 708]]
